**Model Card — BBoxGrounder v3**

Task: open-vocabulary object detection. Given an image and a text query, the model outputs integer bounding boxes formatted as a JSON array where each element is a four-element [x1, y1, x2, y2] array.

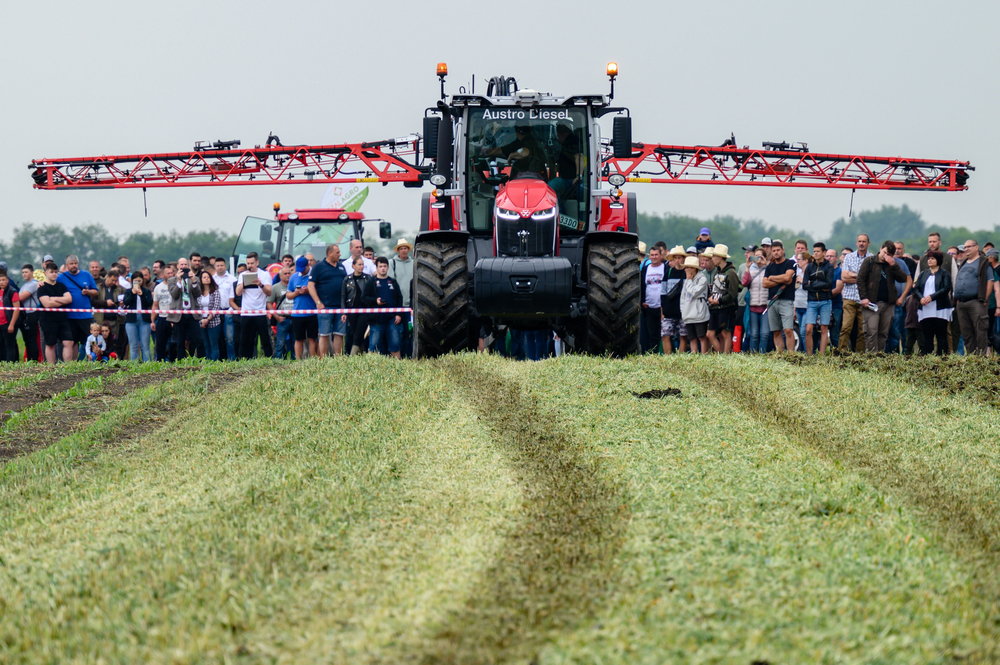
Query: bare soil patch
[[0, 367, 125, 426], [0, 367, 218, 463]]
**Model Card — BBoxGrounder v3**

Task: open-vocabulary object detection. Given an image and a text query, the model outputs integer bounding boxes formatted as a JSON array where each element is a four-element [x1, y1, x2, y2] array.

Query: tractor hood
[[495, 177, 558, 216]]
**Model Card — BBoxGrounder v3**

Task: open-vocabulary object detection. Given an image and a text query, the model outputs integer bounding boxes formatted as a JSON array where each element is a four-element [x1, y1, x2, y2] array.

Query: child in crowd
[[85, 322, 107, 362]]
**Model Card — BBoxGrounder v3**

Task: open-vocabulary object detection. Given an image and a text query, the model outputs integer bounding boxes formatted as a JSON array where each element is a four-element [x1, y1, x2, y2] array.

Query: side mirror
[[612, 116, 632, 159], [379, 222, 392, 239], [258, 225, 273, 242], [423, 116, 439, 160], [262, 241, 274, 256]]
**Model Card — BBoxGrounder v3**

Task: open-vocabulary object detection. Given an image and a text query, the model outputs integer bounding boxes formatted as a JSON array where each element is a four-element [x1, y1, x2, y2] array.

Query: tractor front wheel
[[412, 239, 472, 358], [584, 239, 640, 357]]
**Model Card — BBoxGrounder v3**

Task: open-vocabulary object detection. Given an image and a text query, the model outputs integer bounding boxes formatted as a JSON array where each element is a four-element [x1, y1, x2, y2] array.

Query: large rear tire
[[412, 239, 472, 358], [585, 239, 640, 357]]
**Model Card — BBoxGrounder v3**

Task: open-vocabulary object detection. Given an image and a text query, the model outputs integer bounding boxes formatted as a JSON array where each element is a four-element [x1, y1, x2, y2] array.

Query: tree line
[[0, 224, 237, 271], [639, 205, 999, 254]]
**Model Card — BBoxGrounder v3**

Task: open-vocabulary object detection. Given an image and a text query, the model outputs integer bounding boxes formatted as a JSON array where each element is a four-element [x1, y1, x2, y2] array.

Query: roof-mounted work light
[[607, 62, 619, 99], [437, 62, 448, 99]]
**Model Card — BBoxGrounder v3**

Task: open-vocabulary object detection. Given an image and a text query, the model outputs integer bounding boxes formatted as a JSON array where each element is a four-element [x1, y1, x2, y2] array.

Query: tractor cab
[[232, 206, 391, 266], [461, 103, 594, 239]]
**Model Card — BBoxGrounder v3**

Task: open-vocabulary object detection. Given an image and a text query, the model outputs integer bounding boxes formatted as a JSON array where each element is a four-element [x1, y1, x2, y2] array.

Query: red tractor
[[29, 63, 972, 358]]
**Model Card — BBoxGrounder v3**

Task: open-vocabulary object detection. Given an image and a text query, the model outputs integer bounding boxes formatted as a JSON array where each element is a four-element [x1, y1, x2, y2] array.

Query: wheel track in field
[[421, 358, 629, 665], [0, 367, 125, 426], [0, 366, 248, 463], [671, 362, 1000, 619]]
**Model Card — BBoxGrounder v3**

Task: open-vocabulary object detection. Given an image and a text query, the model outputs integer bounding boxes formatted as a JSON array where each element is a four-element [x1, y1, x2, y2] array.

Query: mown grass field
[[0, 354, 998, 664]]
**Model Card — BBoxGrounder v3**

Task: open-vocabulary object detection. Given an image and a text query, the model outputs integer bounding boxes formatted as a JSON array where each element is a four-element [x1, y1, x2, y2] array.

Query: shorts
[[68, 318, 94, 344], [685, 320, 708, 339], [317, 312, 346, 337], [660, 317, 687, 338], [767, 299, 795, 331], [803, 300, 832, 326], [41, 319, 74, 346], [293, 316, 319, 341], [708, 307, 736, 333]]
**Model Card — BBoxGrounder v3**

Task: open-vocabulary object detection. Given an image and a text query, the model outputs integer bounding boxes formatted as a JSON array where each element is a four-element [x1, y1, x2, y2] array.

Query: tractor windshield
[[464, 107, 590, 234], [233, 217, 359, 265], [283, 221, 357, 259]]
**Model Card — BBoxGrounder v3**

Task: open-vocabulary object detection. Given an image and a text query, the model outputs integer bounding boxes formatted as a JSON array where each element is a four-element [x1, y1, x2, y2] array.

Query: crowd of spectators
[[2, 228, 997, 363], [639, 228, 1000, 357], [0, 237, 414, 364]]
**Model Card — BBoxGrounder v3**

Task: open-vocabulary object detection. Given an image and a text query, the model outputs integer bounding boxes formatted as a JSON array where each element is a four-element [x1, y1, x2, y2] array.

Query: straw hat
[[638, 241, 648, 254], [394, 238, 413, 251], [712, 243, 731, 259], [683, 256, 700, 270], [700, 249, 715, 259], [666, 245, 687, 258]]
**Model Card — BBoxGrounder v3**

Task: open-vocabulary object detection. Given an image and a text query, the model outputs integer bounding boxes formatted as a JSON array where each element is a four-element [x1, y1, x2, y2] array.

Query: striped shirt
[[841, 250, 870, 302]]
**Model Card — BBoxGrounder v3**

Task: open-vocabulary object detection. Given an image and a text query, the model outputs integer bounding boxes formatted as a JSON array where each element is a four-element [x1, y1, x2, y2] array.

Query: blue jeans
[[273, 318, 293, 358], [369, 319, 403, 354], [202, 324, 220, 360], [747, 309, 770, 352], [223, 314, 236, 359], [522, 328, 550, 361], [796, 307, 808, 351], [830, 307, 843, 348], [885, 303, 906, 353], [125, 320, 152, 361]]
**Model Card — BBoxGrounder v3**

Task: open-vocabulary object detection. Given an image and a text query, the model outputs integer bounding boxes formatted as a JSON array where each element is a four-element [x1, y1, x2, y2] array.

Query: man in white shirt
[[341, 239, 376, 276], [213, 257, 237, 359], [236, 252, 273, 358], [151, 264, 176, 361], [116, 256, 133, 291], [640, 246, 666, 353]]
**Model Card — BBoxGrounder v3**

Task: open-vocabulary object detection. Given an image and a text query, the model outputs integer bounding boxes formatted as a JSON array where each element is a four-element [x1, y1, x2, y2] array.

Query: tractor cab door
[[233, 216, 279, 265]]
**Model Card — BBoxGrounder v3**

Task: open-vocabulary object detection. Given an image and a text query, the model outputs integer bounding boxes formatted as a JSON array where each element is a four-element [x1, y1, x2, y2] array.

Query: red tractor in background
[[29, 63, 973, 358]]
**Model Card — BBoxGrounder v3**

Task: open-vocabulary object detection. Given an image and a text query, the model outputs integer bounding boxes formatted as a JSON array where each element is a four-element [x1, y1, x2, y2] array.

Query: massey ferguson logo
[[521, 209, 530, 217]]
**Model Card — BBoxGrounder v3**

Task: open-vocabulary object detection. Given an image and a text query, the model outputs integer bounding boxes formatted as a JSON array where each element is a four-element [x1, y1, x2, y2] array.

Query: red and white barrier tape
[[0, 306, 411, 316]]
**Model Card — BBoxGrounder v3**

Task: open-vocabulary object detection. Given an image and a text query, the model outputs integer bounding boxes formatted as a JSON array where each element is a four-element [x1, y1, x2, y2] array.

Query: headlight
[[429, 173, 447, 186], [608, 173, 626, 187], [531, 207, 556, 220], [496, 208, 520, 220]]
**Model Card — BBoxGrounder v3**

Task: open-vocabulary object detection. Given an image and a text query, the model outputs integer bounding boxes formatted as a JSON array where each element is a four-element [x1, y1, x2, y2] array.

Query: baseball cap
[[760, 237, 772, 246], [686, 246, 698, 254], [699, 227, 711, 236], [771, 239, 784, 247], [986, 248, 999, 258], [742, 244, 759, 252], [295, 256, 309, 272], [43, 254, 54, 262]]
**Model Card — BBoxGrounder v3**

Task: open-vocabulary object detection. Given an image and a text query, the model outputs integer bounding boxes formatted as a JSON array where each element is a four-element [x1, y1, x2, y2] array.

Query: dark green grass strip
[[420, 357, 629, 665], [778, 352, 1000, 408], [672, 364, 1000, 564]]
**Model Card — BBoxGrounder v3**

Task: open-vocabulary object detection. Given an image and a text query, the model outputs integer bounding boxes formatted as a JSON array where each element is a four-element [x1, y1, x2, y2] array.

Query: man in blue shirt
[[307, 244, 347, 356], [57, 254, 99, 359], [287, 256, 317, 359]]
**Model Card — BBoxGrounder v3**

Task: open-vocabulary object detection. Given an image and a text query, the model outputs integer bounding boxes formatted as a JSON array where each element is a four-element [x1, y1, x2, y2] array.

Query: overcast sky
[[2, 0, 996, 245]]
